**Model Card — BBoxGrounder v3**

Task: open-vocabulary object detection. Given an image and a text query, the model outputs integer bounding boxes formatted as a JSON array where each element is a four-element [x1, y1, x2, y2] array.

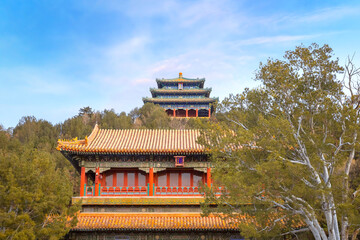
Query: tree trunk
[[341, 216, 348, 240], [351, 228, 360, 240], [341, 134, 356, 240], [322, 193, 340, 240], [305, 220, 323, 240]]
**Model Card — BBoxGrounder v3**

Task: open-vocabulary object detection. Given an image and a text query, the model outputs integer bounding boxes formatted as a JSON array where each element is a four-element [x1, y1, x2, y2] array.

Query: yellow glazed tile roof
[[57, 125, 206, 154], [143, 97, 216, 103], [73, 212, 304, 231], [156, 78, 205, 83], [150, 88, 211, 93], [150, 88, 212, 97], [73, 212, 240, 231]]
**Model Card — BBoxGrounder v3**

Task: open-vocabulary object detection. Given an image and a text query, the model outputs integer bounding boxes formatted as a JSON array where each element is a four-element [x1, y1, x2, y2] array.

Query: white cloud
[[234, 34, 320, 46], [105, 36, 150, 58], [253, 5, 360, 30]]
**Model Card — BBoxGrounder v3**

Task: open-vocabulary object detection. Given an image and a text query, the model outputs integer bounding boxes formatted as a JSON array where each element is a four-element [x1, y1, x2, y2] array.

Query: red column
[[149, 168, 154, 196], [208, 108, 211, 118], [95, 167, 100, 196], [207, 168, 211, 188], [196, 109, 198, 117], [186, 109, 188, 117], [173, 109, 176, 117], [80, 167, 86, 196]]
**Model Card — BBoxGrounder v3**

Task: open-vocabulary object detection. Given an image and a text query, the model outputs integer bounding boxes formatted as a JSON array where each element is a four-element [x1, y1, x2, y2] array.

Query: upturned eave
[[150, 88, 212, 97]]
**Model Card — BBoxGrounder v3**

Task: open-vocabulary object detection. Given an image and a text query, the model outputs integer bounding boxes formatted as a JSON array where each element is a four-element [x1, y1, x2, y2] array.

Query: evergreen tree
[[0, 130, 78, 240], [100, 109, 132, 129], [13, 116, 59, 151], [137, 103, 171, 129]]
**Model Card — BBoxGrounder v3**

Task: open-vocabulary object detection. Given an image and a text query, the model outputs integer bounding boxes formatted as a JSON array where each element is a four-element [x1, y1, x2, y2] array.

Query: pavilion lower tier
[[80, 167, 215, 197], [164, 108, 211, 117], [158, 103, 213, 117], [83, 184, 223, 197]]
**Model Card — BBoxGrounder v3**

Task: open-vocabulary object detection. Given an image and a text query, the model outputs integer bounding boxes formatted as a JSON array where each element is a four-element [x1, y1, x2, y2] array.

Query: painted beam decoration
[[72, 196, 205, 205]]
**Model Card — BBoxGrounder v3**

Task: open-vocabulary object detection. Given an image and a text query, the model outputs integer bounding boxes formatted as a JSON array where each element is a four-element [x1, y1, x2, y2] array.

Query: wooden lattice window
[[104, 171, 147, 187], [156, 170, 205, 187]]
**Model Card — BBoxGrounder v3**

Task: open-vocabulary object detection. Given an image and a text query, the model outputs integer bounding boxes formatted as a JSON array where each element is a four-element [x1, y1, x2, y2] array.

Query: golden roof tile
[[143, 97, 216, 103], [57, 125, 206, 154], [73, 213, 238, 231]]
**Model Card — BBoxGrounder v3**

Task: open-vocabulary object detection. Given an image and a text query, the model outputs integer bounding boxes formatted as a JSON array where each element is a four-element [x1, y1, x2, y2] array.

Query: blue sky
[[1, 0, 360, 128]]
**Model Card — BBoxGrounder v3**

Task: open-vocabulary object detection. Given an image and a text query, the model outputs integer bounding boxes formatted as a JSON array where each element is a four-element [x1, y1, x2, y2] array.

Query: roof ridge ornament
[[179, 72, 183, 79]]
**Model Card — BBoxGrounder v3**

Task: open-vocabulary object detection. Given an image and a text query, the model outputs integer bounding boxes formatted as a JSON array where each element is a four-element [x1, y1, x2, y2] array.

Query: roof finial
[[179, 72, 183, 78]]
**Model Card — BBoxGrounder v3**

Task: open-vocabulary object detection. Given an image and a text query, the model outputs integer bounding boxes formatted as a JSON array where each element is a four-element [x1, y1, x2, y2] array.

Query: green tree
[[13, 116, 59, 151], [12, 117, 73, 171], [201, 44, 360, 239], [129, 107, 140, 124], [137, 103, 171, 129], [0, 130, 78, 240], [100, 109, 132, 129], [78, 106, 93, 116], [61, 115, 94, 139]]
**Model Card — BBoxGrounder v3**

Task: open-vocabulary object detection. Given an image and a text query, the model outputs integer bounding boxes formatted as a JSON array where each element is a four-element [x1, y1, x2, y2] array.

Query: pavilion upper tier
[[156, 76, 205, 88], [144, 73, 218, 117], [150, 88, 212, 98]]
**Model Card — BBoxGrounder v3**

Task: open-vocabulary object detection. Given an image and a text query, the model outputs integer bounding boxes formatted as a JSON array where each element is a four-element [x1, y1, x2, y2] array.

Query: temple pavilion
[[143, 73, 218, 117], [57, 124, 244, 240]]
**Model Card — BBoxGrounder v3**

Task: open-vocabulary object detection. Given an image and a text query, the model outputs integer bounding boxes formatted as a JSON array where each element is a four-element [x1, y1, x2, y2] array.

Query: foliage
[[0, 130, 78, 240], [100, 109, 132, 129], [13, 116, 59, 151], [200, 44, 360, 239], [137, 103, 171, 129], [61, 114, 97, 140], [78, 106, 94, 116]]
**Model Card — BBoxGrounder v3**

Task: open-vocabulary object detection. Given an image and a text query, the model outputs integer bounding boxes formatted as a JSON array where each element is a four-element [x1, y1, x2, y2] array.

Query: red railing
[[155, 186, 202, 196], [82, 184, 224, 196], [85, 184, 94, 196], [100, 186, 148, 196], [154, 186, 224, 196]]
